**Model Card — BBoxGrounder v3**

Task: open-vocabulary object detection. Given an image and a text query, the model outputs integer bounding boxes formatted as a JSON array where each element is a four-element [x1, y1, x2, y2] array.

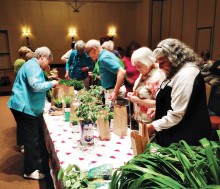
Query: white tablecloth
[[43, 111, 134, 188]]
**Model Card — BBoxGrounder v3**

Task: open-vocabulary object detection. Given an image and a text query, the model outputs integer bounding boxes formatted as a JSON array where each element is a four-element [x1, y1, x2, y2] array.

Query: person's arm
[[27, 63, 58, 92], [61, 50, 71, 63], [110, 67, 126, 101], [129, 96, 156, 108], [65, 51, 75, 79]]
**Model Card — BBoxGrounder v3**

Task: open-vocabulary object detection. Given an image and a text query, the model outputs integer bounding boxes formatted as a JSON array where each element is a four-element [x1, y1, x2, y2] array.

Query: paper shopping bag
[[97, 116, 111, 141], [113, 105, 128, 136]]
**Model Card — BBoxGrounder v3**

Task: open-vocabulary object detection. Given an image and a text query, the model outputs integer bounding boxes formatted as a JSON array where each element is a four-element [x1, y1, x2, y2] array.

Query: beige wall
[[150, 0, 220, 60], [0, 0, 150, 69]]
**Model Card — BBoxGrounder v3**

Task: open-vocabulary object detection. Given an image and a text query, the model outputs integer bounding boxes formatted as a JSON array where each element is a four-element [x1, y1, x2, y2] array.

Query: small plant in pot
[[63, 94, 73, 122], [52, 97, 63, 108]]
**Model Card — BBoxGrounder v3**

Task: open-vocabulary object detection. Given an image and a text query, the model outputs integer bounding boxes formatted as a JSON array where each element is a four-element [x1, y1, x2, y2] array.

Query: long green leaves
[[110, 136, 220, 189]]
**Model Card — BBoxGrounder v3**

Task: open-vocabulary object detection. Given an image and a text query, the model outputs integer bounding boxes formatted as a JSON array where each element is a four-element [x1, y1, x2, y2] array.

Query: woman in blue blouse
[[8, 47, 58, 180]]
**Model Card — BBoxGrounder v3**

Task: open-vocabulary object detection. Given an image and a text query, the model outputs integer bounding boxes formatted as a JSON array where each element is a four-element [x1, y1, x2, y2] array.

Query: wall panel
[[169, 0, 184, 39], [182, 0, 197, 49]]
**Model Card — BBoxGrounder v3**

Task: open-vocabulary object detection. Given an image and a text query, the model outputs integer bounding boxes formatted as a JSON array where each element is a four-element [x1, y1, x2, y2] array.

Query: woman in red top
[[122, 41, 141, 94]]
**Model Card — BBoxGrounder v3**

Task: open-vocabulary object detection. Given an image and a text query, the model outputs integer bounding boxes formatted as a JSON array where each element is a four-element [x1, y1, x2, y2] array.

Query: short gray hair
[[85, 39, 101, 52], [35, 46, 53, 60], [101, 41, 114, 51], [75, 40, 85, 51], [131, 47, 155, 67]]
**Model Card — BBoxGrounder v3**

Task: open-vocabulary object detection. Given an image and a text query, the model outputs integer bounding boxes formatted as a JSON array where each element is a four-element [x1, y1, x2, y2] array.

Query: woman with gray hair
[[65, 40, 94, 89], [127, 47, 165, 125], [8, 46, 58, 180], [146, 38, 212, 147]]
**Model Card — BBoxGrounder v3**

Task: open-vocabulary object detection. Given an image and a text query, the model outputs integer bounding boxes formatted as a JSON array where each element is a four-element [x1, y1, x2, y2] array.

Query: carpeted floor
[[0, 96, 54, 189]]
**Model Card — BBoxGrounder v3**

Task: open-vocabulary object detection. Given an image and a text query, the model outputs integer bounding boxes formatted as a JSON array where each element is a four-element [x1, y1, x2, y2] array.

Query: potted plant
[[63, 94, 73, 122], [52, 97, 63, 108], [75, 86, 113, 144]]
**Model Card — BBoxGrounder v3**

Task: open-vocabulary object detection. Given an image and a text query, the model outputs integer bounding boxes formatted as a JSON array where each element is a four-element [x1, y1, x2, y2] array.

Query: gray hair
[[85, 39, 101, 52], [153, 38, 202, 79], [35, 46, 53, 60], [101, 40, 114, 51], [131, 47, 155, 67], [75, 40, 85, 51]]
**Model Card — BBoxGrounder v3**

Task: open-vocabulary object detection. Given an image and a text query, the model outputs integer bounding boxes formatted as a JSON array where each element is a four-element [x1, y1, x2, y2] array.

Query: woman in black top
[[147, 38, 212, 147]]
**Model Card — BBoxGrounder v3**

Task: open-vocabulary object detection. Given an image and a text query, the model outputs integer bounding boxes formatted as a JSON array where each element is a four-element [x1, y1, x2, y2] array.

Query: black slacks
[[10, 109, 49, 174]]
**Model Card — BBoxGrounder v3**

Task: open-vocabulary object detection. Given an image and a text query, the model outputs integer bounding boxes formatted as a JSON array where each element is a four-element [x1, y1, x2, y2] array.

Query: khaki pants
[[104, 85, 126, 107]]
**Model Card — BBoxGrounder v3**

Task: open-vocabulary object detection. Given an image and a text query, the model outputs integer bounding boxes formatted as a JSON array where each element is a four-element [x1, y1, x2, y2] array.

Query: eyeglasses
[[86, 47, 94, 55]]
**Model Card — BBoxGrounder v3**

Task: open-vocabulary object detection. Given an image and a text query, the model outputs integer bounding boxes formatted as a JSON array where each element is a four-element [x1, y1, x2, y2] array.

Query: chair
[[205, 83, 220, 131]]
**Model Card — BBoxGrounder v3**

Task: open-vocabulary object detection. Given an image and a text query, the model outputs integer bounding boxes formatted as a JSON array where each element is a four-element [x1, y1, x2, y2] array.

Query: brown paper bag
[[97, 117, 111, 141], [51, 86, 64, 106], [130, 130, 149, 156], [61, 85, 75, 98], [113, 105, 128, 136], [138, 122, 149, 142]]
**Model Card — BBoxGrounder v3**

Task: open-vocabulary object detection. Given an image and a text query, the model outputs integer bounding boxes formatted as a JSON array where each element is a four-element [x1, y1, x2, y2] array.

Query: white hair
[[75, 40, 85, 51], [35, 46, 53, 60], [131, 47, 155, 67], [101, 40, 114, 51], [85, 39, 101, 52]]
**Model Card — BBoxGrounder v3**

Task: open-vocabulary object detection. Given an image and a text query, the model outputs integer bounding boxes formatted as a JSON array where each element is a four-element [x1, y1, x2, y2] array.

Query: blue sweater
[[66, 50, 94, 80], [8, 58, 52, 116]]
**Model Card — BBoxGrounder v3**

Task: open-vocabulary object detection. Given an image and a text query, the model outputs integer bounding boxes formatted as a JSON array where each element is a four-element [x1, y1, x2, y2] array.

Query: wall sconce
[[22, 28, 31, 47], [108, 27, 116, 39], [69, 28, 77, 41]]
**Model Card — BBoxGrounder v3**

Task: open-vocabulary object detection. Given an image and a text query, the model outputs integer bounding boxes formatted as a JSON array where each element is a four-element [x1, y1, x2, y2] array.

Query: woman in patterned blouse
[[127, 47, 165, 124]]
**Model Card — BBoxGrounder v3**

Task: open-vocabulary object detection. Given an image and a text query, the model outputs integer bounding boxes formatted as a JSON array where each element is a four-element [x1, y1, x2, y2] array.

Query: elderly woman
[[147, 38, 212, 147], [8, 47, 58, 180], [14, 46, 32, 74], [65, 40, 94, 89], [127, 47, 165, 125]]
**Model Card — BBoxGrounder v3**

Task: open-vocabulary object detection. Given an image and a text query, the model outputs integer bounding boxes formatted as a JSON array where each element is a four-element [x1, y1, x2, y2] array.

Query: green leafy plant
[[110, 131, 220, 189], [75, 86, 113, 123], [52, 97, 63, 108], [63, 94, 73, 108], [58, 164, 89, 189], [59, 79, 84, 90]]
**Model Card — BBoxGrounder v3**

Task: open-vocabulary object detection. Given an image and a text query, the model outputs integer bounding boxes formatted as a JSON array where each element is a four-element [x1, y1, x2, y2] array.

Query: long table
[[43, 112, 134, 189]]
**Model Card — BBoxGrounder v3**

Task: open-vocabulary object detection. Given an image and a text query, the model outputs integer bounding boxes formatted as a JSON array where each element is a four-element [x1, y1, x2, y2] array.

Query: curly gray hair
[[153, 38, 202, 79]]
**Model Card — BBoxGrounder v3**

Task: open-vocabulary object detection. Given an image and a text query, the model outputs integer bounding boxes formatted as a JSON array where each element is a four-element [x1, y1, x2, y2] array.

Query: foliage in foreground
[[110, 130, 220, 189], [58, 164, 89, 189]]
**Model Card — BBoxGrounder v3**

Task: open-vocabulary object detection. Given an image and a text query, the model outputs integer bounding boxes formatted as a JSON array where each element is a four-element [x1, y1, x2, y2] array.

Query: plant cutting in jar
[[75, 86, 112, 123], [75, 86, 113, 144], [63, 93, 73, 108]]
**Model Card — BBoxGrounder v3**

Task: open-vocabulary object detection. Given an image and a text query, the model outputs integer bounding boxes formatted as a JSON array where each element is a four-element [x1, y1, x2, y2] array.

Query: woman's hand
[[146, 123, 155, 136], [127, 92, 134, 99], [147, 107, 156, 118]]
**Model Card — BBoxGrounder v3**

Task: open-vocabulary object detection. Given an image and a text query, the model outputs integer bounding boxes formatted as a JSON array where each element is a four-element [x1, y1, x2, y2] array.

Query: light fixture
[[108, 27, 116, 39], [22, 28, 31, 47], [69, 27, 77, 41], [65, 0, 88, 13]]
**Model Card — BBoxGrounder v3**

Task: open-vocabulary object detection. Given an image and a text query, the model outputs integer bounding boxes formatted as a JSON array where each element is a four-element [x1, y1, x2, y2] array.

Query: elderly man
[[8, 47, 58, 180], [85, 39, 126, 106], [65, 40, 94, 89]]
